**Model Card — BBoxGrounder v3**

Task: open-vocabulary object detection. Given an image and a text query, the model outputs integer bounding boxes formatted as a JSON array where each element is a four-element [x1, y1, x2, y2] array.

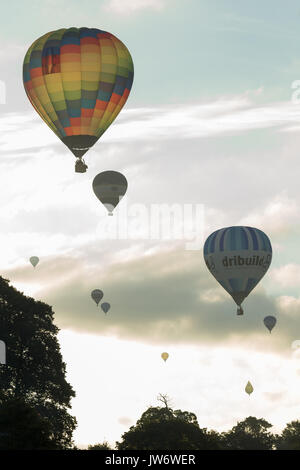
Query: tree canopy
[[0, 398, 55, 450], [116, 395, 222, 450], [88, 441, 112, 450], [276, 420, 300, 450], [0, 276, 76, 449], [222, 416, 275, 450]]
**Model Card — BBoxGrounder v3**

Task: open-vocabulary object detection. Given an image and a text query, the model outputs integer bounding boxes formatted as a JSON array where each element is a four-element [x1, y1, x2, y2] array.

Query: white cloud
[[276, 295, 300, 317], [101, 97, 300, 142], [271, 264, 300, 288], [238, 192, 300, 241], [3, 96, 300, 153], [104, 0, 166, 14]]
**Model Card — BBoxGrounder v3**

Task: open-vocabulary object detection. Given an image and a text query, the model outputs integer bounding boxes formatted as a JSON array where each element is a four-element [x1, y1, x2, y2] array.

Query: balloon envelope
[[161, 352, 169, 362], [263, 315, 277, 333], [91, 289, 103, 305], [203, 226, 272, 312], [101, 302, 110, 314], [23, 28, 134, 167], [245, 381, 254, 396], [30, 256, 39, 268], [93, 171, 127, 215]]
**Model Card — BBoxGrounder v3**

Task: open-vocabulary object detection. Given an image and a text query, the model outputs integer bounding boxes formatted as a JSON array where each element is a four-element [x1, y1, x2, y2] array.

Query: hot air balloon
[[263, 315, 277, 333], [203, 226, 272, 315], [30, 256, 39, 268], [23, 28, 134, 172], [245, 381, 254, 396], [93, 171, 127, 215], [91, 289, 103, 306], [101, 302, 110, 314], [291, 340, 300, 350], [161, 352, 169, 362]]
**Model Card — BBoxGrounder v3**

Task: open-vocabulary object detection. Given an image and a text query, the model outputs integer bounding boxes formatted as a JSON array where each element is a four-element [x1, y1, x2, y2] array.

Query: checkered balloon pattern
[[23, 27, 134, 157]]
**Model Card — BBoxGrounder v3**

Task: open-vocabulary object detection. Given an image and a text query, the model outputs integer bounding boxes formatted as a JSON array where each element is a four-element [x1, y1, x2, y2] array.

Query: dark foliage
[[116, 405, 222, 450], [0, 276, 76, 449]]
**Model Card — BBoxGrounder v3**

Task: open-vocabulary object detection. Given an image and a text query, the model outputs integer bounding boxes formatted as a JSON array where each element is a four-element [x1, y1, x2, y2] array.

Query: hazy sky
[[1, 0, 300, 448]]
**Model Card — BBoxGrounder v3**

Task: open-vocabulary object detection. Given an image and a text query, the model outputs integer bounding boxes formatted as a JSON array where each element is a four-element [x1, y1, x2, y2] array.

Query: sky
[[1, 0, 300, 448]]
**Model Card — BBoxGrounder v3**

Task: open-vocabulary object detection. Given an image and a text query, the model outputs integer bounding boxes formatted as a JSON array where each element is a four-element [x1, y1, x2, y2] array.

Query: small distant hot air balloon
[[245, 381, 254, 396], [23, 28, 134, 173], [101, 302, 110, 315], [91, 289, 103, 306], [263, 315, 277, 333], [30, 256, 39, 268], [291, 340, 300, 350], [161, 352, 169, 362], [93, 171, 128, 216], [204, 226, 272, 315]]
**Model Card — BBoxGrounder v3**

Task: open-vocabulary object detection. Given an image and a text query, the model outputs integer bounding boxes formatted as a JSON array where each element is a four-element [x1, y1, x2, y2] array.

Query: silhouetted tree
[[0, 398, 54, 450], [276, 420, 300, 450], [88, 441, 112, 450], [116, 400, 222, 450], [0, 276, 76, 449], [223, 416, 275, 450]]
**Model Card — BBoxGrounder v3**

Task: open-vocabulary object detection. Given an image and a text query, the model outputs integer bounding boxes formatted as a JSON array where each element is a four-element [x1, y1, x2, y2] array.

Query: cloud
[[4, 95, 300, 153], [238, 193, 300, 243], [276, 295, 300, 317], [271, 264, 300, 288], [100, 97, 300, 143], [104, 0, 166, 14], [118, 416, 133, 426], [263, 391, 286, 403], [4, 241, 291, 353], [2, 93, 300, 353]]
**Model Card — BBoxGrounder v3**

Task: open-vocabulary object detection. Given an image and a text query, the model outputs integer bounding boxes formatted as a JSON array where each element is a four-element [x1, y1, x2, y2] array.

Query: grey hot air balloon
[[30, 256, 39, 268], [101, 302, 110, 315], [92, 171, 128, 216], [91, 289, 103, 306], [263, 315, 277, 333]]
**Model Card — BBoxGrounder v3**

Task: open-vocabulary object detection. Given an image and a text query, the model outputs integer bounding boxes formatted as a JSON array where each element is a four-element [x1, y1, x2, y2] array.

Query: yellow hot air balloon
[[161, 352, 169, 362], [23, 27, 134, 172], [245, 381, 254, 396]]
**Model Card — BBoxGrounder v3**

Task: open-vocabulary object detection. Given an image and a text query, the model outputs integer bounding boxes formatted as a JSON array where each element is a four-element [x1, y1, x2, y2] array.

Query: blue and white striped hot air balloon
[[203, 226, 272, 315]]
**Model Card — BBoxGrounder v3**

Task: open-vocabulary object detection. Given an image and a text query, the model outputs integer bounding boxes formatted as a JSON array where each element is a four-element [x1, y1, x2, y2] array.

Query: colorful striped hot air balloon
[[204, 226, 272, 315], [23, 28, 134, 172]]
